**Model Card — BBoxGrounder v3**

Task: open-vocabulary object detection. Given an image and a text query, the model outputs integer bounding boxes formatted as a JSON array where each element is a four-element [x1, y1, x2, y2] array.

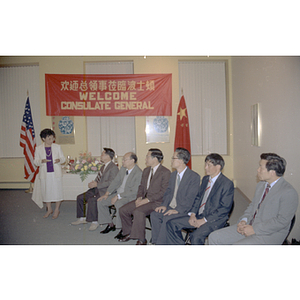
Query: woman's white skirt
[[41, 173, 63, 202]]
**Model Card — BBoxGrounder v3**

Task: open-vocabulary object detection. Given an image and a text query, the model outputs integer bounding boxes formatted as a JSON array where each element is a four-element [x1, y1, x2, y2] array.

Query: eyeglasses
[[171, 157, 180, 160]]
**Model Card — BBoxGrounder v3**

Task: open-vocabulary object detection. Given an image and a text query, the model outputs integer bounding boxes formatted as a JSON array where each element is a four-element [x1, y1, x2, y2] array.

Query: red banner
[[45, 73, 172, 116]]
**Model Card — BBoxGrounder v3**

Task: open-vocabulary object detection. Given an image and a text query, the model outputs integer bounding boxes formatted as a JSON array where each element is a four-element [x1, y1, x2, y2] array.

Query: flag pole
[[25, 183, 33, 193]]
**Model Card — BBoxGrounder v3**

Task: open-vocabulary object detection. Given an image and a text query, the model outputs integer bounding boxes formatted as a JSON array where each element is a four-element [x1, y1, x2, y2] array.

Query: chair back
[[282, 215, 296, 245], [224, 200, 235, 227]]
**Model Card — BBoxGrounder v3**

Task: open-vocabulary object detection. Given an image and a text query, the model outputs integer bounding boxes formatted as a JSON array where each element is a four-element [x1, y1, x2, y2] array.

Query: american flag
[[19, 97, 39, 183]]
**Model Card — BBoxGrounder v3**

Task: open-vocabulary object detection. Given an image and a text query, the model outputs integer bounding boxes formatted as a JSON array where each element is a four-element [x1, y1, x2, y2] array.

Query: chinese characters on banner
[[45, 73, 172, 116]]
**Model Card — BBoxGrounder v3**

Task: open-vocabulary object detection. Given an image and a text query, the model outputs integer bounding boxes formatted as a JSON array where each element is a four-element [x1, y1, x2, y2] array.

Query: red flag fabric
[[174, 95, 192, 169], [19, 97, 39, 183]]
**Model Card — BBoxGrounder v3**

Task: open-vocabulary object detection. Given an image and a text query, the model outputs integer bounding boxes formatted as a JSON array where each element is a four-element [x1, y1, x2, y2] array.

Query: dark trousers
[[119, 200, 160, 241], [76, 188, 100, 222], [150, 208, 187, 244], [166, 215, 226, 245]]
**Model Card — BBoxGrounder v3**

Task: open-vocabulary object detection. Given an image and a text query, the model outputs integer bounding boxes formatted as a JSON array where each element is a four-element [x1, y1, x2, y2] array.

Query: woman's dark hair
[[260, 153, 286, 177], [40, 128, 55, 140], [149, 148, 164, 163]]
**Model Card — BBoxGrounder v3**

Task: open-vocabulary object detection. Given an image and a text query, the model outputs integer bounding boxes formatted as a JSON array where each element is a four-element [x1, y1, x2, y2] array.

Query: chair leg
[[108, 205, 117, 219], [185, 234, 192, 245], [145, 215, 152, 231]]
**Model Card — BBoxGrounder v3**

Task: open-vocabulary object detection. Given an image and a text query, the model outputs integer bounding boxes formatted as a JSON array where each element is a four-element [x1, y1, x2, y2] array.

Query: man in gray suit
[[118, 148, 171, 245], [71, 148, 119, 231], [97, 152, 142, 234], [209, 153, 299, 245], [150, 147, 200, 244]]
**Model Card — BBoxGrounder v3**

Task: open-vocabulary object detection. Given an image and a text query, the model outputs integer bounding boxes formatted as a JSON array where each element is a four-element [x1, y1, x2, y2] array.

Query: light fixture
[[251, 103, 261, 147]]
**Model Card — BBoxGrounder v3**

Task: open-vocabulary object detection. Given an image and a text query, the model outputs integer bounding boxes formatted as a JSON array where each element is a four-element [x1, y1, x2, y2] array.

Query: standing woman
[[34, 128, 66, 219]]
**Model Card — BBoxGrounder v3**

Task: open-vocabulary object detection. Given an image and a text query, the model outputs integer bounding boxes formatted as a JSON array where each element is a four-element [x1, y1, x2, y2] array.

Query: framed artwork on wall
[[146, 116, 170, 144], [52, 116, 75, 144]]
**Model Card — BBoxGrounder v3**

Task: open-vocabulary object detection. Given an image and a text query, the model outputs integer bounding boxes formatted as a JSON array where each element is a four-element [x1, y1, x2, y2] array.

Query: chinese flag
[[174, 95, 192, 169]]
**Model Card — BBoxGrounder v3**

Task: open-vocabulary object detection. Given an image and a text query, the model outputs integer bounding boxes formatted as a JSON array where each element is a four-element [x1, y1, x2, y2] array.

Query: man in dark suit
[[209, 153, 298, 245], [71, 148, 119, 231], [150, 147, 200, 245], [118, 148, 171, 245], [166, 153, 234, 245], [97, 152, 142, 234]]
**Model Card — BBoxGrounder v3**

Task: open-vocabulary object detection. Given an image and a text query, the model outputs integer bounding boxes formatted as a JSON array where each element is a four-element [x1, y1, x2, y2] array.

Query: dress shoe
[[136, 239, 147, 245], [114, 230, 123, 239], [100, 224, 116, 234], [71, 219, 87, 225], [89, 223, 99, 231], [118, 234, 130, 242]]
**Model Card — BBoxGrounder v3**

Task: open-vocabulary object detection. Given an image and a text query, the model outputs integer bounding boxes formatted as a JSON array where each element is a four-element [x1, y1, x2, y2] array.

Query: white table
[[62, 173, 96, 200]]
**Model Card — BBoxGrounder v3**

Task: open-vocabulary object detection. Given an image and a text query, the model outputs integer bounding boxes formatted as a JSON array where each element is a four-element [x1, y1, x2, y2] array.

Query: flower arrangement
[[69, 151, 102, 181]]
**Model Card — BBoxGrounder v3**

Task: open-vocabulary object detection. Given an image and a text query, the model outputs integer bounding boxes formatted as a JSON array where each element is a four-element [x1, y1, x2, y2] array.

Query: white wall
[[232, 56, 300, 239]]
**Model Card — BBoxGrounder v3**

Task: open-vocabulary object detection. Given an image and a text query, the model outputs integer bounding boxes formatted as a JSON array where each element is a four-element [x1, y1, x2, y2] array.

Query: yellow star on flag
[[177, 107, 187, 121]]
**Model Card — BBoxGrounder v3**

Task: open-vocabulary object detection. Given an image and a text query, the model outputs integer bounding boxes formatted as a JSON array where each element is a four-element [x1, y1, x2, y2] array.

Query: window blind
[[178, 61, 227, 155], [85, 61, 136, 156], [0, 64, 40, 157]]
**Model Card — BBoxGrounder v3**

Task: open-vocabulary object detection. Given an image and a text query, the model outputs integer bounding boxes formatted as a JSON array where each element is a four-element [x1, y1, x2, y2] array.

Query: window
[[0, 65, 40, 157], [85, 61, 136, 156], [178, 61, 227, 155]]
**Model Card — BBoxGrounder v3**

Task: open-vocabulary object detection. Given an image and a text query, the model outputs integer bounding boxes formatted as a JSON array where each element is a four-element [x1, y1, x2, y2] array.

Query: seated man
[[97, 152, 142, 234], [166, 153, 234, 245], [71, 148, 119, 231], [118, 148, 171, 245], [209, 153, 299, 245], [150, 147, 200, 245]]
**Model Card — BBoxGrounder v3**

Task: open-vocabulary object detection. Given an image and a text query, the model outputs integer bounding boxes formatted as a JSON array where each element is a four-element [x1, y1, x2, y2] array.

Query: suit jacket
[[240, 177, 298, 238], [95, 161, 119, 197], [137, 164, 171, 204], [107, 165, 142, 202], [190, 173, 234, 226], [161, 167, 200, 214], [33, 143, 66, 179]]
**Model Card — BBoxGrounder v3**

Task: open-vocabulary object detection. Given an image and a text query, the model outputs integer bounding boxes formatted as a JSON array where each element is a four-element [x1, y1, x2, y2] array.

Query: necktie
[[145, 168, 153, 198], [147, 168, 153, 189], [198, 179, 211, 214], [169, 173, 181, 208], [177, 173, 181, 187], [249, 184, 271, 225], [95, 164, 105, 183]]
